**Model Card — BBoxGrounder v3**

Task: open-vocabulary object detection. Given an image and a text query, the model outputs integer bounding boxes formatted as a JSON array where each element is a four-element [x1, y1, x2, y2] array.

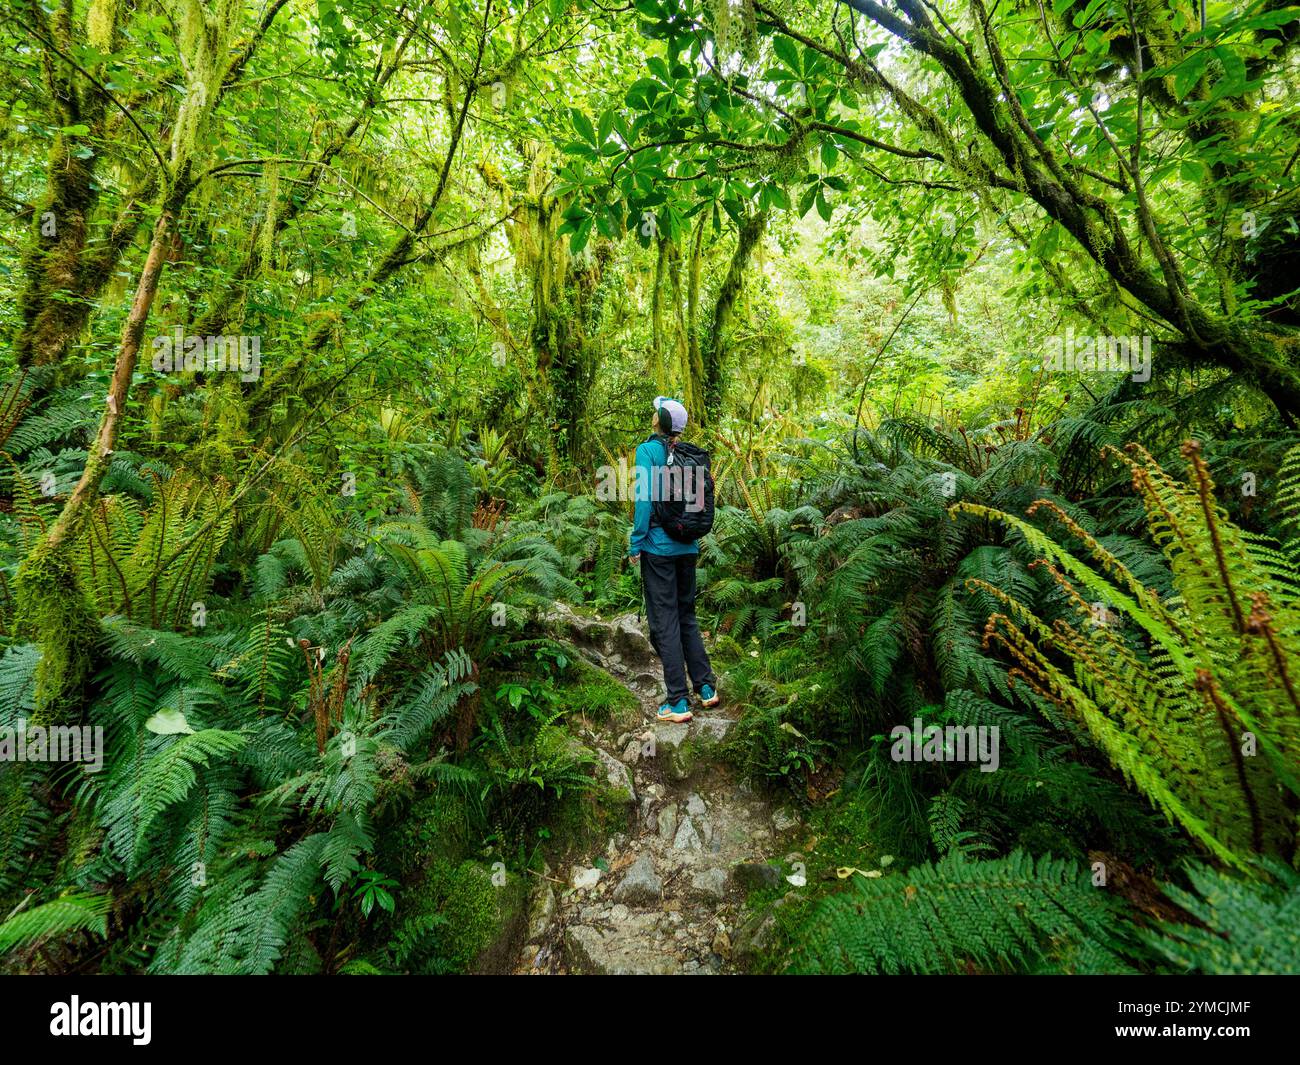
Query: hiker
[[629, 396, 719, 723]]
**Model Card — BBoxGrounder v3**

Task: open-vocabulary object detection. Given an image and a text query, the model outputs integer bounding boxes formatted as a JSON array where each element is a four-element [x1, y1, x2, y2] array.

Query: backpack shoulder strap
[[671, 440, 707, 463], [644, 433, 672, 460]]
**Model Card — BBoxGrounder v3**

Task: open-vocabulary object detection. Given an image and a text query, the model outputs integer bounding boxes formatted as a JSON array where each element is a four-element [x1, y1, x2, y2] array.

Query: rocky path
[[518, 606, 800, 975]]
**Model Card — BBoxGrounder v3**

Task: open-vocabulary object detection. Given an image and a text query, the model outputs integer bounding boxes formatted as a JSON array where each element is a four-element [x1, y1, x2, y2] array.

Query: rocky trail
[[518, 606, 803, 975]]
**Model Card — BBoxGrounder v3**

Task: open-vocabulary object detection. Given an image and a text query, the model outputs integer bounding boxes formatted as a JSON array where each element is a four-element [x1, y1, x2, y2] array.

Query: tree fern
[[956, 442, 1300, 867], [379, 649, 476, 752], [73, 472, 235, 630]]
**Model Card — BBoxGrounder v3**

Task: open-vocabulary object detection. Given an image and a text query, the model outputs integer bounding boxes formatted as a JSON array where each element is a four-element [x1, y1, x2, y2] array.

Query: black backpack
[[648, 434, 715, 543]]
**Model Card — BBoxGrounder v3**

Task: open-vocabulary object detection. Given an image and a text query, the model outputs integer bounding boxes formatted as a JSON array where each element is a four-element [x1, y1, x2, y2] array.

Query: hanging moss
[[940, 274, 958, 325], [685, 216, 706, 413], [170, 0, 241, 162], [772, 133, 807, 187], [519, 190, 606, 467], [740, 0, 758, 61], [13, 542, 101, 726], [261, 162, 279, 267], [86, 0, 120, 51], [713, 0, 733, 56]]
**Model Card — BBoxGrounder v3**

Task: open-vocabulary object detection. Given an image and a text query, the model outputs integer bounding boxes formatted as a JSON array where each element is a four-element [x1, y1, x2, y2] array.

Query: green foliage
[[101, 727, 246, 875], [552, 653, 639, 721], [0, 892, 109, 958], [729, 696, 828, 789], [388, 858, 525, 974], [481, 708, 597, 800], [961, 442, 1300, 866], [792, 851, 1130, 975], [73, 472, 234, 628], [12, 542, 100, 724], [369, 515, 575, 670], [1145, 861, 1300, 975], [1, 0, 1297, 981], [786, 421, 1057, 709], [511, 491, 630, 607], [152, 834, 330, 976]]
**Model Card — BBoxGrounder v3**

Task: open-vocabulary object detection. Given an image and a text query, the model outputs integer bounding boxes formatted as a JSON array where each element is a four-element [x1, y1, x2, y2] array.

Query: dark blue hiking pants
[[641, 551, 715, 704]]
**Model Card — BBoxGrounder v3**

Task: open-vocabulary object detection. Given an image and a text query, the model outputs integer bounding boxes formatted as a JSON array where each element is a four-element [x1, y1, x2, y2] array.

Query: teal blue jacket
[[628, 435, 698, 557]]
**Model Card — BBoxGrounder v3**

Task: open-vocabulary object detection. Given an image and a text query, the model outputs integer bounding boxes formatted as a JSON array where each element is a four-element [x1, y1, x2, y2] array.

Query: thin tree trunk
[[44, 207, 177, 552], [15, 202, 179, 723]]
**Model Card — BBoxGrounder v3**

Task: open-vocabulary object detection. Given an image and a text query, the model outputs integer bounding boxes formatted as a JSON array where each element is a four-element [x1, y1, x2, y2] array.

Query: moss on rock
[[398, 858, 528, 974], [665, 727, 720, 782], [381, 791, 475, 880], [560, 654, 639, 725]]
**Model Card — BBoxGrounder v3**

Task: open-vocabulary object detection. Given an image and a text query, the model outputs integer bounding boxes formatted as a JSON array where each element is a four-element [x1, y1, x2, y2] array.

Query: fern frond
[[793, 851, 1127, 974], [0, 892, 110, 955]]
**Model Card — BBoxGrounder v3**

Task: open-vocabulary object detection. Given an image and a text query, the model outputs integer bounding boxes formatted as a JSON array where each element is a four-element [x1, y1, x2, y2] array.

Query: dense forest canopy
[[0, 0, 1297, 978]]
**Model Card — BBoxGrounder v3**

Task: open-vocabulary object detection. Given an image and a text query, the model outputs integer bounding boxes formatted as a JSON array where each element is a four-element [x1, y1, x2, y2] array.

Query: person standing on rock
[[628, 396, 719, 724]]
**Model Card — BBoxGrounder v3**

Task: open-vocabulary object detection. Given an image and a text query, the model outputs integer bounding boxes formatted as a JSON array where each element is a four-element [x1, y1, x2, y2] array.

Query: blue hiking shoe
[[699, 684, 720, 708], [656, 699, 692, 723]]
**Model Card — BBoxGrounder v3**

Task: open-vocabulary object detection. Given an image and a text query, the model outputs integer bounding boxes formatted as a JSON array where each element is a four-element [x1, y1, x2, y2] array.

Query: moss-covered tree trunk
[[824, 0, 1300, 416], [12, 0, 120, 371], [667, 238, 691, 409], [16, 199, 181, 722], [14, 0, 285, 375], [651, 235, 669, 394], [685, 215, 706, 417], [13, 0, 275, 722], [523, 195, 606, 470], [702, 210, 766, 418]]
